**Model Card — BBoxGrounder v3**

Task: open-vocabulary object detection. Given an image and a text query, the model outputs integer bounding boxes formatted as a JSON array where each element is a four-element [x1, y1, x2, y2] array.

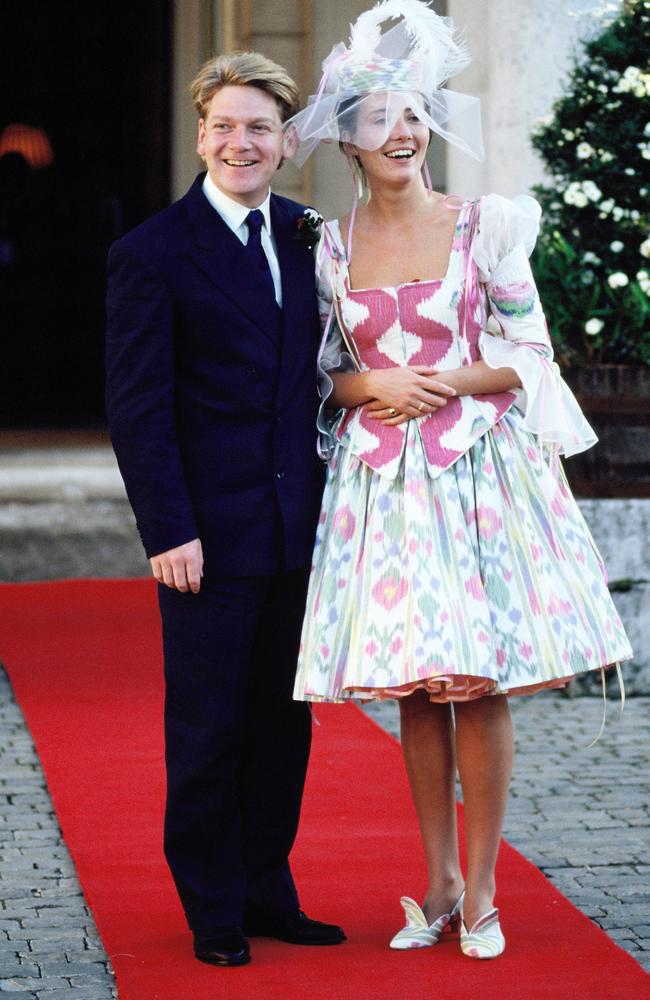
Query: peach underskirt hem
[[300, 667, 621, 705]]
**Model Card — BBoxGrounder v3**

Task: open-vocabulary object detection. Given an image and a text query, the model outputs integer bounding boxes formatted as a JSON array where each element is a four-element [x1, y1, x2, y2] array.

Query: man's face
[[197, 85, 287, 207]]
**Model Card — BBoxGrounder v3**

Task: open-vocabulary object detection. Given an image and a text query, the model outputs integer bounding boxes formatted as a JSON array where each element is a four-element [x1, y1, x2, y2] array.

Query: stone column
[[310, 0, 379, 219], [446, 0, 622, 198], [171, 0, 216, 201]]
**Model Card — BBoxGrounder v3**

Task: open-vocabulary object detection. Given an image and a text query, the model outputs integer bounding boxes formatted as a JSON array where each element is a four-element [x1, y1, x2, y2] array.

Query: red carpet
[[0, 579, 647, 999]]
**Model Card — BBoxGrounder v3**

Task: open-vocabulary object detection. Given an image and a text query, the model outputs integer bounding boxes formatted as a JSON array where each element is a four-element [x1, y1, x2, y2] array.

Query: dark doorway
[[1, 1, 172, 428]]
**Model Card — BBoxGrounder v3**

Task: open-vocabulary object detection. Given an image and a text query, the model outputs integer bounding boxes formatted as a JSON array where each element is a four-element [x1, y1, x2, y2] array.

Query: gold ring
[[388, 407, 397, 416], [418, 401, 425, 412]]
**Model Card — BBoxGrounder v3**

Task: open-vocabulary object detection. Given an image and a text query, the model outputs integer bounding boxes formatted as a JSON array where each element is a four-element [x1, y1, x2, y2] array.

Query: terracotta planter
[[562, 364, 650, 498]]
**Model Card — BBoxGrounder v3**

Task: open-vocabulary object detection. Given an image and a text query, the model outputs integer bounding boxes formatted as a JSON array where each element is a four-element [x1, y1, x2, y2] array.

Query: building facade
[[1, 0, 618, 428], [171, 0, 616, 217]]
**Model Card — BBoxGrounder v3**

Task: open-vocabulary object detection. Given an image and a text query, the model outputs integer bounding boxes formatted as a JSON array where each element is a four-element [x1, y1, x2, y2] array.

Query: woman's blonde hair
[[190, 51, 300, 123]]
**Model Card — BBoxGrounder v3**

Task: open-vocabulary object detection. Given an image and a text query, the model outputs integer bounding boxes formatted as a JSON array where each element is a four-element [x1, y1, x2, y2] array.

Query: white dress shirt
[[202, 174, 283, 306]]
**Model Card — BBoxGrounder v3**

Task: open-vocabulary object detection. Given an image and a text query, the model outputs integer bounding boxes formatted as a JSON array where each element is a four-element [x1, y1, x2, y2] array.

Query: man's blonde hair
[[190, 51, 300, 123]]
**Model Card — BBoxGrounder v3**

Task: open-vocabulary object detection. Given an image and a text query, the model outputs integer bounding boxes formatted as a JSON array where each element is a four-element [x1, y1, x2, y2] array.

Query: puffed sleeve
[[315, 222, 357, 459], [475, 194, 596, 457]]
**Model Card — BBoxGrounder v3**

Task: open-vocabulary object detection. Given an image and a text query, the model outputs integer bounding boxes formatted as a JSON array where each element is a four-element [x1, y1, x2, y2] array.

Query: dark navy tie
[[245, 209, 278, 306]]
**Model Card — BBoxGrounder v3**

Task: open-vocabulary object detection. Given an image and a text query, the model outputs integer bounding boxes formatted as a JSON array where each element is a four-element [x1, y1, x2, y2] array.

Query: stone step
[[0, 447, 648, 691], [0, 447, 124, 502]]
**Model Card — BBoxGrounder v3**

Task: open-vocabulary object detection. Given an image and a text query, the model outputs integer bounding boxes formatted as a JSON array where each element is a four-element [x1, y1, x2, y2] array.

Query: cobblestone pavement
[[1, 672, 648, 997], [0, 668, 117, 997], [0, 489, 648, 990]]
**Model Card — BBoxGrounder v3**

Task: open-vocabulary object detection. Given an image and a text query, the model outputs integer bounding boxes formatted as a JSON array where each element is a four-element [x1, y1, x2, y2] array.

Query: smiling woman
[[347, 94, 429, 152], [282, 0, 632, 965], [337, 92, 430, 200]]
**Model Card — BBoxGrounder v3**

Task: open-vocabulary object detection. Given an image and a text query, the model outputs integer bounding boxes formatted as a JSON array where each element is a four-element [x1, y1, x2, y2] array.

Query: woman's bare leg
[[398, 691, 464, 921], [454, 695, 513, 928]]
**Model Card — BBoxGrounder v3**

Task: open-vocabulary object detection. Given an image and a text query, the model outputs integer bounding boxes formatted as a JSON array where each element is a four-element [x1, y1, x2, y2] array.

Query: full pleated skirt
[[294, 411, 632, 703]]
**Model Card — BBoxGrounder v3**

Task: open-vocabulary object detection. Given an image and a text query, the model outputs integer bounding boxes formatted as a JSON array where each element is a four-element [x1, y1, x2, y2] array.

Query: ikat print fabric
[[295, 195, 631, 703]]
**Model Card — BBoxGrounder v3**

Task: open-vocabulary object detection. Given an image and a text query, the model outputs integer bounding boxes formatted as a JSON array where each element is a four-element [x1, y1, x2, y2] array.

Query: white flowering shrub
[[531, 0, 650, 365]]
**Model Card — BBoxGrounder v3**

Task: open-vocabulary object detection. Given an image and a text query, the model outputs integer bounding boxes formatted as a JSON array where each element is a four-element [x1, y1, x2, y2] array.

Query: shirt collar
[[202, 174, 272, 234]]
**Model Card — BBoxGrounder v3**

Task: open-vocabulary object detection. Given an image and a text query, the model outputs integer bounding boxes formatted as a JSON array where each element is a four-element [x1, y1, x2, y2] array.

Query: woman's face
[[344, 92, 430, 189]]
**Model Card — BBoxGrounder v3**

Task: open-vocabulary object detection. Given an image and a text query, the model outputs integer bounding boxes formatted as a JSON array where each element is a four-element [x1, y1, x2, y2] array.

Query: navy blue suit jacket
[[106, 174, 324, 576]]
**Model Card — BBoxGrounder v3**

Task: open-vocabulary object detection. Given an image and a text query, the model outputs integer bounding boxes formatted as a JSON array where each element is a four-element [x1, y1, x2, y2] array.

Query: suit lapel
[[182, 177, 280, 343], [272, 197, 319, 404]]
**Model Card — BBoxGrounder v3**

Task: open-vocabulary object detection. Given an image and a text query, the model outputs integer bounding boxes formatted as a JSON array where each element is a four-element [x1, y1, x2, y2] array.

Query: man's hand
[[150, 538, 204, 594]]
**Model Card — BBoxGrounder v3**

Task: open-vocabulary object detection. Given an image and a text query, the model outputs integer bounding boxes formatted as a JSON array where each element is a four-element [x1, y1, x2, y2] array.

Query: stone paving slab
[[0, 503, 149, 583]]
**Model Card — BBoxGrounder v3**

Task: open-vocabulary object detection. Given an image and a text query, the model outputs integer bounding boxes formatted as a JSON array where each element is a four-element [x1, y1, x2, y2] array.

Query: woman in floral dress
[[287, 0, 632, 959]]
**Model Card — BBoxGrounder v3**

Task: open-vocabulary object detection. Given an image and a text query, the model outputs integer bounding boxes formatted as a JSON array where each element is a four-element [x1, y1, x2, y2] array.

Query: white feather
[[348, 6, 385, 59], [348, 0, 470, 85]]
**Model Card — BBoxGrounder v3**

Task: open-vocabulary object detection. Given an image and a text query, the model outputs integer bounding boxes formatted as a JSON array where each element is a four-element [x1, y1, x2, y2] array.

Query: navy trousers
[[158, 568, 312, 931]]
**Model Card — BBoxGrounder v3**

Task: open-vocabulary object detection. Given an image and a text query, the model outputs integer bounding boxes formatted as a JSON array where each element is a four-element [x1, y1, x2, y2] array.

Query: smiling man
[[105, 52, 344, 967]]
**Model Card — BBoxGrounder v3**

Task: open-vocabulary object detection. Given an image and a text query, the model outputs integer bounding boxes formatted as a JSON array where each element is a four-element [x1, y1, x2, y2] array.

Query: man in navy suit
[[105, 51, 344, 967]]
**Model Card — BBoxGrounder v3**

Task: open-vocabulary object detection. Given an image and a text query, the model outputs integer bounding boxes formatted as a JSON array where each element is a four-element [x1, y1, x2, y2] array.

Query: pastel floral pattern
[[295, 196, 632, 704], [372, 575, 409, 611]]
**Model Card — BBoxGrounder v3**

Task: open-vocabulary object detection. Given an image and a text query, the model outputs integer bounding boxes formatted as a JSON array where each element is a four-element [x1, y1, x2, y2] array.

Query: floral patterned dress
[[294, 194, 632, 703]]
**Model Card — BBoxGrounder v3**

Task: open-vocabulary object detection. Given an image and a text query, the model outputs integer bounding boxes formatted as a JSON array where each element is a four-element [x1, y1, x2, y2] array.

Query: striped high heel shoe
[[460, 907, 505, 959], [389, 892, 465, 950]]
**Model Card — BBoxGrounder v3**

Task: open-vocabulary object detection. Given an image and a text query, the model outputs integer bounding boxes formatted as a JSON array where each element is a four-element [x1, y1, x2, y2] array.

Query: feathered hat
[[285, 0, 484, 166]]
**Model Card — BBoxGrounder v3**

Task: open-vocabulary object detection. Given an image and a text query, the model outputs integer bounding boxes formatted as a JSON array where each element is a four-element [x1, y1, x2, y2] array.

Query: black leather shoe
[[193, 927, 251, 966], [243, 907, 346, 945]]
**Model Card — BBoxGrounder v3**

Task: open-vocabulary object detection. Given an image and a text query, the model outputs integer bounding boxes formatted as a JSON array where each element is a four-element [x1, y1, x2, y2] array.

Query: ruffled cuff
[[479, 331, 597, 457], [317, 350, 356, 460]]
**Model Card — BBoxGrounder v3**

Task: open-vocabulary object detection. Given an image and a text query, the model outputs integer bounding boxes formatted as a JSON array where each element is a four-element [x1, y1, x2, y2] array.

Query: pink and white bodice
[[316, 194, 596, 479]]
